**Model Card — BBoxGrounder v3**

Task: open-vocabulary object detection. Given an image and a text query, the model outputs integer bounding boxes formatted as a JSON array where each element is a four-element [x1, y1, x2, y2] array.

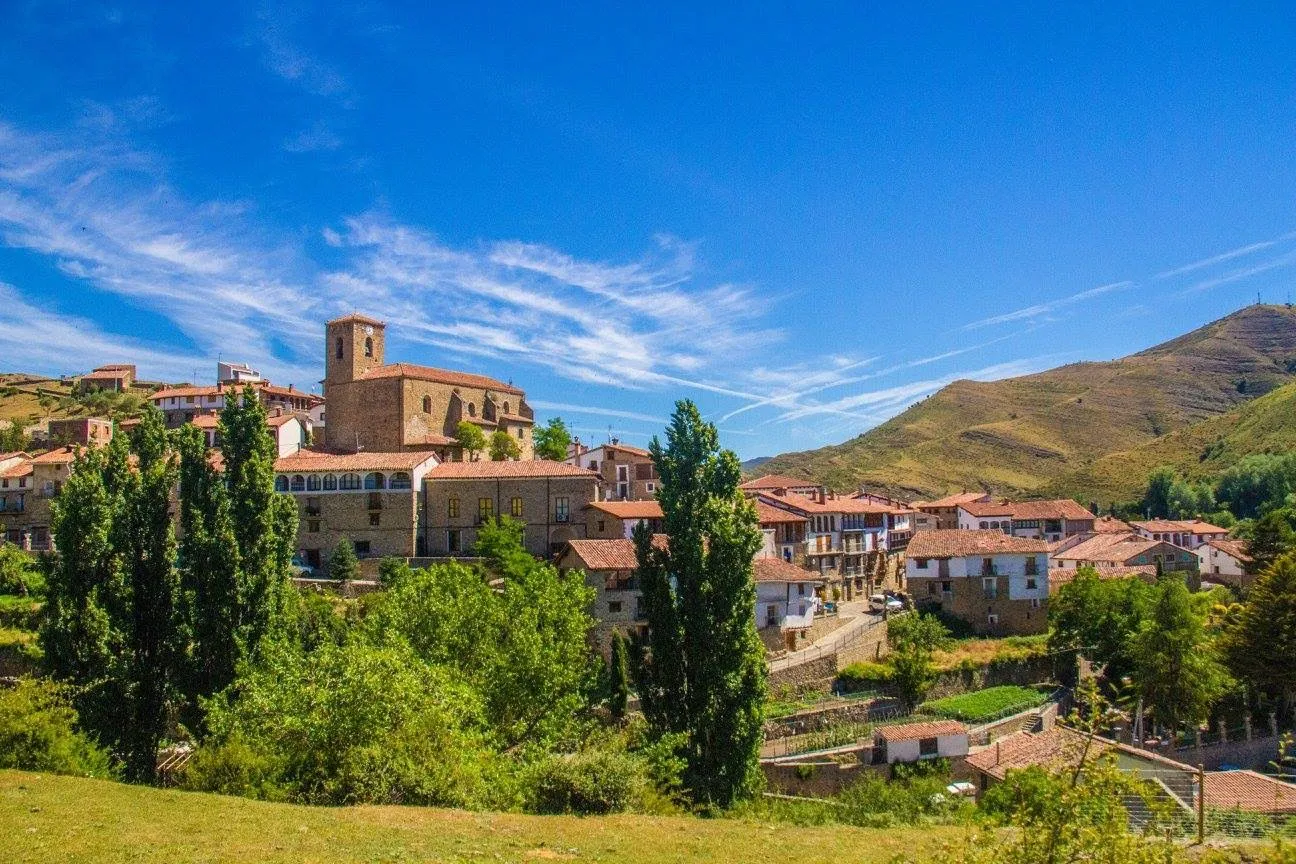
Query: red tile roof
[[959, 500, 1015, 517], [496, 412, 534, 425], [1132, 518, 1229, 535], [906, 530, 1050, 558], [31, 447, 78, 465], [81, 368, 130, 380], [752, 557, 823, 584], [965, 729, 1082, 780], [962, 498, 1094, 521], [876, 720, 968, 742], [1051, 532, 1166, 564], [920, 492, 991, 509], [359, 362, 523, 395], [740, 474, 819, 490], [1048, 564, 1157, 588], [1204, 770, 1296, 815], [1204, 538, 1251, 563], [274, 449, 438, 473], [405, 433, 459, 447], [586, 499, 664, 519], [149, 381, 323, 406], [754, 500, 808, 524], [427, 459, 595, 479], [1094, 515, 1133, 533], [1, 462, 33, 479], [561, 535, 667, 570]]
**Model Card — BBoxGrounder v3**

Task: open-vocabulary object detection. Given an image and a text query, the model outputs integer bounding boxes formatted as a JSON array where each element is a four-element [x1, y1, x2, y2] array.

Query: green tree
[[1048, 568, 1153, 687], [1216, 453, 1296, 519], [608, 630, 630, 721], [1223, 553, 1296, 712], [455, 420, 487, 461], [886, 613, 951, 709], [1166, 479, 1214, 519], [0, 679, 115, 777], [329, 538, 360, 584], [633, 400, 766, 807], [1247, 509, 1296, 575], [118, 406, 182, 782], [176, 424, 242, 727], [220, 386, 296, 654], [1141, 466, 1176, 519], [488, 428, 522, 461], [1130, 578, 1229, 735], [0, 419, 26, 452], [533, 417, 572, 462]]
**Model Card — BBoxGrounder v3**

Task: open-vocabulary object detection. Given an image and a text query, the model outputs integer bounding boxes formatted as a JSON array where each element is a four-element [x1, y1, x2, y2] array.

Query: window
[[367, 492, 383, 510], [335, 337, 344, 359], [987, 613, 999, 626], [422, 395, 432, 414], [608, 601, 623, 614], [369, 512, 381, 526], [323, 474, 337, 491], [1025, 577, 1037, 590], [1030, 598, 1041, 609], [467, 402, 476, 417], [517, 427, 524, 439], [354, 541, 371, 556], [1025, 555, 1038, 576], [389, 472, 411, 490], [554, 496, 570, 523], [447, 529, 461, 553], [306, 474, 321, 491], [478, 497, 493, 521], [597, 519, 605, 533], [766, 605, 778, 627], [339, 473, 361, 490], [364, 472, 384, 490], [290, 475, 305, 492], [919, 737, 938, 757], [307, 520, 320, 533], [364, 337, 373, 357], [928, 581, 939, 595], [511, 496, 524, 517], [646, 482, 655, 492], [448, 497, 459, 518], [274, 476, 288, 492], [979, 521, 988, 529], [915, 558, 929, 569], [502, 401, 510, 414], [981, 557, 995, 575], [797, 583, 806, 596], [982, 577, 997, 599]]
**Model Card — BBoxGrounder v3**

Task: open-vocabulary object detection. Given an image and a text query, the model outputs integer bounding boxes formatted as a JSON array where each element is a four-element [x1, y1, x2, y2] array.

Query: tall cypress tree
[[608, 629, 630, 721], [119, 407, 181, 782], [176, 424, 241, 727], [633, 400, 766, 807], [219, 386, 297, 653]]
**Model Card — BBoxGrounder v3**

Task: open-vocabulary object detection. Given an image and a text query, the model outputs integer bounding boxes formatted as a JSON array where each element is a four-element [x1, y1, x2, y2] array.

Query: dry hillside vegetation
[[758, 305, 1296, 499]]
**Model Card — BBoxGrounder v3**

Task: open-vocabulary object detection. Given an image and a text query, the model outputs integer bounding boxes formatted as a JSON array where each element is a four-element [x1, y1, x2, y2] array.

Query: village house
[[905, 529, 1051, 635], [46, 417, 112, 447], [421, 459, 598, 559], [76, 363, 135, 393], [916, 491, 992, 530], [956, 498, 1096, 541], [875, 720, 970, 765], [322, 314, 534, 459], [217, 360, 263, 385], [1130, 518, 1229, 550], [151, 381, 323, 429], [274, 449, 439, 569], [739, 473, 823, 498], [193, 410, 309, 458], [565, 439, 659, 500], [584, 499, 664, 539], [1050, 531, 1199, 574], [1197, 538, 1252, 588]]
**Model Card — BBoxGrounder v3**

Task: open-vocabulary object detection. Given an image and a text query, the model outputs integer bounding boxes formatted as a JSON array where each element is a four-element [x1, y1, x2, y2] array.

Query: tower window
[[423, 395, 432, 414], [467, 402, 476, 417], [335, 336, 344, 360], [364, 337, 373, 357]]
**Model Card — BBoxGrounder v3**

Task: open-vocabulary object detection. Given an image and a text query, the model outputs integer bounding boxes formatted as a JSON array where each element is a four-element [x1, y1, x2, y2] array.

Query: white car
[[868, 594, 904, 614]]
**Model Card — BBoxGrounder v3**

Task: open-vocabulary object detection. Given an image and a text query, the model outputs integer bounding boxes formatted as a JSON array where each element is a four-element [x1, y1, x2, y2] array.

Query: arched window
[[339, 473, 361, 491], [335, 336, 344, 360], [422, 395, 432, 414], [322, 474, 338, 490], [503, 401, 510, 414], [306, 474, 321, 491], [364, 337, 373, 357], [274, 475, 289, 492], [467, 402, 476, 417], [290, 475, 306, 492], [389, 472, 411, 490], [364, 472, 385, 490]]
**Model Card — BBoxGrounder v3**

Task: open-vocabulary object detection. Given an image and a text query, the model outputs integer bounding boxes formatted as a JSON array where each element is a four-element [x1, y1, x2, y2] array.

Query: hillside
[[1044, 377, 1296, 504], [0, 373, 151, 435], [757, 305, 1296, 499], [0, 771, 961, 864]]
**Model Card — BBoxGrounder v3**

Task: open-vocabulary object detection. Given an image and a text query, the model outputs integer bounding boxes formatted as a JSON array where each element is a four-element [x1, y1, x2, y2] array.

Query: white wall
[[906, 553, 1048, 601]]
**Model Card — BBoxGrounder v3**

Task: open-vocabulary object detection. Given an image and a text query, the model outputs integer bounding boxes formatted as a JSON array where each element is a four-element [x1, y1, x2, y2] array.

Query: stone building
[[150, 382, 323, 428], [322, 314, 534, 459], [566, 440, 659, 500], [2, 447, 78, 551], [46, 417, 112, 447], [584, 499, 665, 539], [421, 460, 598, 558], [76, 364, 135, 393], [905, 529, 1051, 635], [273, 449, 440, 569]]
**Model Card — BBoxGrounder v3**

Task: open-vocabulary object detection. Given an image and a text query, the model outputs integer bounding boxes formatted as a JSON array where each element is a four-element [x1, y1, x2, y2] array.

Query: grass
[[932, 635, 1049, 672], [0, 770, 967, 863], [917, 685, 1048, 723], [754, 304, 1296, 500]]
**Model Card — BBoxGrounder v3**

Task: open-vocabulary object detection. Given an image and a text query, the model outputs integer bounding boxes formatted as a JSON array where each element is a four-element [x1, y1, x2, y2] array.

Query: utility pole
[[1196, 763, 1206, 845]]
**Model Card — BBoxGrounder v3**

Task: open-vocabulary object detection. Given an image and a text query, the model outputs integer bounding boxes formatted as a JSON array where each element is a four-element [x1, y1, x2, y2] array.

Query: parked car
[[868, 593, 904, 614]]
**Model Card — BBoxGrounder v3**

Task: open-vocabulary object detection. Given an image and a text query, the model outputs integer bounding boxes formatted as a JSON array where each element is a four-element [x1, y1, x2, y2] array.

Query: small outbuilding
[[874, 720, 969, 764]]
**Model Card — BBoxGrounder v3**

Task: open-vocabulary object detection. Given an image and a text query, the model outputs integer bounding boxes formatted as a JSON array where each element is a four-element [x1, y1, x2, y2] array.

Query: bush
[[525, 747, 642, 814], [836, 661, 893, 693], [0, 678, 114, 777], [0, 543, 43, 597], [182, 736, 285, 801]]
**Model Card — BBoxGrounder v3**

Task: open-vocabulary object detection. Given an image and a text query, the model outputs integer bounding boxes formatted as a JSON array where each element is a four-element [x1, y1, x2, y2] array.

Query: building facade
[[956, 498, 1095, 541], [905, 530, 1051, 635], [916, 492, 992, 530], [1130, 519, 1229, 550], [151, 382, 323, 428], [566, 440, 659, 500]]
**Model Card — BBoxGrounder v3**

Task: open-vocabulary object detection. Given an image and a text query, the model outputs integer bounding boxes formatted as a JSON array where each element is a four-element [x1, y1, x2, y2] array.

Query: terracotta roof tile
[[962, 499, 1094, 521], [561, 535, 667, 570], [752, 557, 823, 584], [31, 447, 78, 465], [1051, 532, 1165, 564], [327, 312, 386, 327], [1048, 565, 1157, 588], [1, 462, 33, 479], [876, 720, 968, 742], [965, 729, 1086, 780], [427, 459, 595, 479], [359, 362, 523, 395], [920, 492, 991, 509], [586, 499, 663, 519], [1094, 515, 1133, 533], [274, 449, 438, 473], [754, 500, 808, 524], [906, 529, 1050, 558], [1204, 770, 1296, 815], [1204, 538, 1251, 563], [1132, 518, 1229, 535]]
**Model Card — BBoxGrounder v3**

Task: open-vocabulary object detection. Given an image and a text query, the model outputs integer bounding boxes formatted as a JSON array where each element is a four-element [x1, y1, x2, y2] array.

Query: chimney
[[818, 485, 827, 504]]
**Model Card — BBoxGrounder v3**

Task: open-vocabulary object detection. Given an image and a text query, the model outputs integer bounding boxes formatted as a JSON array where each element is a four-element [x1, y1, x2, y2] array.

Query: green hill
[[0, 770, 960, 864], [756, 305, 1296, 499]]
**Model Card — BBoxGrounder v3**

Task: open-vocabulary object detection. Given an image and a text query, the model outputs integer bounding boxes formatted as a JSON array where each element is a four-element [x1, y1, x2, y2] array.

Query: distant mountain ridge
[[755, 305, 1296, 502]]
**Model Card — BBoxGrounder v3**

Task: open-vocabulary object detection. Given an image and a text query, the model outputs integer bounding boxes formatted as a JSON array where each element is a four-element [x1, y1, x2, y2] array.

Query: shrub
[[0, 678, 114, 777], [182, 736, 285, 801], [0, 543, 43, 597], [836, 661, 893, 693], [526, 747, 642, 814]]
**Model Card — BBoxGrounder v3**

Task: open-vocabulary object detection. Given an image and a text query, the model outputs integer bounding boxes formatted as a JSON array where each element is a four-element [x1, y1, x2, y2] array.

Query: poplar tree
[[608, 629, 630, 721], [176, 424, 241, 725], [633, 400, 766, 808], [219, 386, 296, 653]]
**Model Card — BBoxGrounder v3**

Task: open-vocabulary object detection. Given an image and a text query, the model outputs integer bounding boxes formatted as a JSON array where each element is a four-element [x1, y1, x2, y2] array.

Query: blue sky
[[2, 3, 1295, 459]]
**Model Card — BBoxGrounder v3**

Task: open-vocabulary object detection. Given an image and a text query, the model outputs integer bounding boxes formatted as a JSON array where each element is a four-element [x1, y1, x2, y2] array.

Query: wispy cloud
[[1178, 250, 1296, 296], [1154, 230, 1296, 280], [255, 6, 351, 102], [528, 400, 667, 425], [961, 281, 1133, 331], [283, 121, 342, 153]]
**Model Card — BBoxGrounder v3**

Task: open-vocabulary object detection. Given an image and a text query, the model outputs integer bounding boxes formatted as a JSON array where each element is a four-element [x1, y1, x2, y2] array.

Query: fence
[[767, 609, 900, 674]]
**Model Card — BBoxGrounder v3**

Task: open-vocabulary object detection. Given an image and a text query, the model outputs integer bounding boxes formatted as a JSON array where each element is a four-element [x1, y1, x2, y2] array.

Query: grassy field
[[755, 304, 1296, 500], [917, 685, 1048, 723], [1, 770, 967, 863]]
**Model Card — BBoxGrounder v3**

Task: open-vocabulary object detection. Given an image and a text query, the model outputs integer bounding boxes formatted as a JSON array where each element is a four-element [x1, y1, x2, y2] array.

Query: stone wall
[[921, 655, 1056, 702], [765, 697, 905, 740], [768, 654, 839, 692], [762, 758, 886, 797]]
